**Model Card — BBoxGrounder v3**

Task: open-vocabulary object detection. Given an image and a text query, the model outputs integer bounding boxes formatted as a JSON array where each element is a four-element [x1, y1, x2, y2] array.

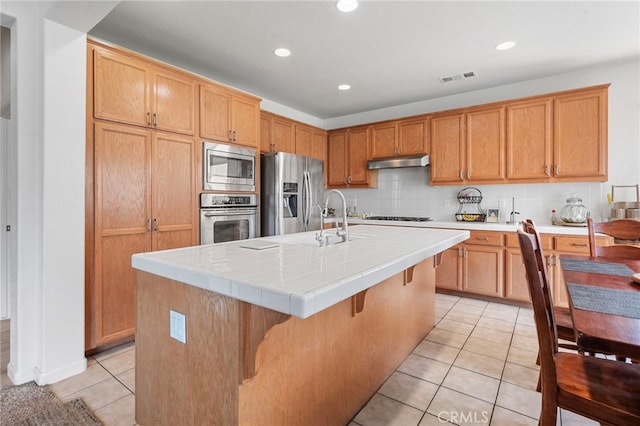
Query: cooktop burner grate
[[364, 216, 433, 222]]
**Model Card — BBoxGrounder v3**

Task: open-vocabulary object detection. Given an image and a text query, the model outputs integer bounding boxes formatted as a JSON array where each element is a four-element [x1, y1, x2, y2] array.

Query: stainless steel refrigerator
[[261, 152, 324, 236]]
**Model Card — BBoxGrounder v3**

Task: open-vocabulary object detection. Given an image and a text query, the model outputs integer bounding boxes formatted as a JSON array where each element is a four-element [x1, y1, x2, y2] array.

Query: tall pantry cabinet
[[86, 41, 198, 351]]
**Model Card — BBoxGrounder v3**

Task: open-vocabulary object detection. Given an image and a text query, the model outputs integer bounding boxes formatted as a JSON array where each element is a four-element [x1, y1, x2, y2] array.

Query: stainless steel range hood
[[366, 154, 430, 170]]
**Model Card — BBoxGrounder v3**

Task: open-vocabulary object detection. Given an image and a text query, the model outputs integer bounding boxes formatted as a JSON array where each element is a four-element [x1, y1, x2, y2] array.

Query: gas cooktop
[[364, 216, 433, 222]]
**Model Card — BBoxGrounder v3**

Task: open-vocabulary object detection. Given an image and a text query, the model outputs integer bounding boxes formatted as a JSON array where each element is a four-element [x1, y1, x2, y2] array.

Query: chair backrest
[[587, 217, 640, 259], [517, 228, 559, 397]]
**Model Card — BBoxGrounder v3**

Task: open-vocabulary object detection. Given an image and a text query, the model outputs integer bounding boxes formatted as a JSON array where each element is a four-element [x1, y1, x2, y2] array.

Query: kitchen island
[[132, 225, 468, 425]]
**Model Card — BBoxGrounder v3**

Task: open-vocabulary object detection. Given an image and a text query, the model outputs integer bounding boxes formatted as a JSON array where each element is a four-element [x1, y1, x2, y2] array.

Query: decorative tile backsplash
[[327, 168, 611, 225]]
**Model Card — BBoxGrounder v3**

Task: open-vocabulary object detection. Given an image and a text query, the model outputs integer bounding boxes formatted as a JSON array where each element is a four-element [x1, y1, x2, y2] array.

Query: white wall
[[2, 1, 92, 385], [326, 58, 640, 226]]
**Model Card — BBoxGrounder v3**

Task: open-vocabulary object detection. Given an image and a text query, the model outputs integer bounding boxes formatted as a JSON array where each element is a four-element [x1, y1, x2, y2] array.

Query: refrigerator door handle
[[303, 170, 312, 230]]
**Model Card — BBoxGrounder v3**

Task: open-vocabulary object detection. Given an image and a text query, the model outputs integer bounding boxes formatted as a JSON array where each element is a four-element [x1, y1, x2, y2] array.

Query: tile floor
[[3, 294, 600, 425]]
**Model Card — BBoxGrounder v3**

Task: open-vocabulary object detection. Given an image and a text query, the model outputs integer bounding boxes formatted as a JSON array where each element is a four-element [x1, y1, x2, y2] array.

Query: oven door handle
[[202, 209, 257, 217]]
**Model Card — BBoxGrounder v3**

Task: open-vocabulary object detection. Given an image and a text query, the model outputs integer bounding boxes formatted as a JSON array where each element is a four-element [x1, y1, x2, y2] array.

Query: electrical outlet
[[499, 199, 507, 208], [445, 199, 452, 208], [170, 310, 186, 344]]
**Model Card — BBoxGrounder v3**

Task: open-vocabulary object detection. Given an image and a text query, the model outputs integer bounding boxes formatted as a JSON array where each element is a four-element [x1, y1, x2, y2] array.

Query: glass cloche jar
[[559, 193, 589, 224]]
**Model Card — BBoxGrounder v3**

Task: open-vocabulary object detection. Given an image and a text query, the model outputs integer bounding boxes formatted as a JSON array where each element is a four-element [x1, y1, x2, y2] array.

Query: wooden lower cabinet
[[437, 230, 611, 307], [437, 231, 504, 298], [88, 121, 197, 351]]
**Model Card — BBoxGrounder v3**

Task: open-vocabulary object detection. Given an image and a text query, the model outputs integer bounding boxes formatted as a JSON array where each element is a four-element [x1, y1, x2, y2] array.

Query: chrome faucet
[[316, 189, 349, 245]]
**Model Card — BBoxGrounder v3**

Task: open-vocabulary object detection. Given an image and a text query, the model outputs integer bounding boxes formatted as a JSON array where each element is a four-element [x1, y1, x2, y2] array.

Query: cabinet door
[[462, 244, 504, 297], [435, 246, 462, 290], [271, 117, 294, 152], [506, 98, 553, 180], [466, 106, 505, 182], [548, 254, 569, 308], [200, 84, 231, 141], [260, 114, 272, 153], [231, 96, 259, 147], [312, 129, 327, 162], [398, 118, 429, 156], [93, 122, 151, 347], [346, 127, 370, 185], [504, 247, 530, 302], [327, 131, 348, 187], [430, 113, 465, 184], [295, 124, 313, 158], [151, 132, 197, 251], [152, 68, 197, 135], [371, 123, 397, 159], [94, 48, 150, 127], [553, 87, 607, 179]]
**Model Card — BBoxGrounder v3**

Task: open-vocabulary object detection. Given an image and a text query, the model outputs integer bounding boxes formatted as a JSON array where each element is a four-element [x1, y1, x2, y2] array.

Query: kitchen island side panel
[[238, 257, 436, 426], [135, 257, 435, 425], [135, 271, 241, 426]]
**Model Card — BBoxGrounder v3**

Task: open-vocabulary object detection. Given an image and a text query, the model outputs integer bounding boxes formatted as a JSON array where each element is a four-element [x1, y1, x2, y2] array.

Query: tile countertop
[[131, 225, 469, 319], [326, 217, 592, 236]]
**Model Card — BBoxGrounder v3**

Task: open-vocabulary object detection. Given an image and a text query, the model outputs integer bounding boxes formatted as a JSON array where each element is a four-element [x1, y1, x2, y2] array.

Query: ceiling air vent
[[439, 71, 477, 83]]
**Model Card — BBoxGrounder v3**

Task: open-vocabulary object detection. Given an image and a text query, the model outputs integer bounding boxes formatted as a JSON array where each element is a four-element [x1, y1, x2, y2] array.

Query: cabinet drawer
[[468, 231, 503, 246], [554, 236, 590, 253], [505, 232, 553, 250]]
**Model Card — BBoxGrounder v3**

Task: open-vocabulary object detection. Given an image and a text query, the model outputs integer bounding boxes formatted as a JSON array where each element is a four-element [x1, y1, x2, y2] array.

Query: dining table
[[560, 254, 640, 360]]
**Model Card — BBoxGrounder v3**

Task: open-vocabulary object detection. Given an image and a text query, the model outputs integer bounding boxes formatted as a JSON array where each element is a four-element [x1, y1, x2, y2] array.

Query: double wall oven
[[200, 142, 258, 245]]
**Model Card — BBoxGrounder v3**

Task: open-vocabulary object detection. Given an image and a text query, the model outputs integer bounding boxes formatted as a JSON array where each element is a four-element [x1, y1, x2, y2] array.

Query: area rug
[[0, 381, 102, 425]]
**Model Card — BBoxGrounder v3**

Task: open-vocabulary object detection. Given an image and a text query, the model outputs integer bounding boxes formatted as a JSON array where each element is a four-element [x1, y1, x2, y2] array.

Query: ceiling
[[89, 1, 640, 120]]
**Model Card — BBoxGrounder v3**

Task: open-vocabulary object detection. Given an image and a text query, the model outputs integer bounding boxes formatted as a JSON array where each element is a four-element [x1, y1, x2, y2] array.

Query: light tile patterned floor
[[5, 294, 600, 425]]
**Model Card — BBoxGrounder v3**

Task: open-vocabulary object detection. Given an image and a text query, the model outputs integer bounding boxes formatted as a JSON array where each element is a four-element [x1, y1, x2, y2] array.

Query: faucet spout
[[323, 189, 350, 243]]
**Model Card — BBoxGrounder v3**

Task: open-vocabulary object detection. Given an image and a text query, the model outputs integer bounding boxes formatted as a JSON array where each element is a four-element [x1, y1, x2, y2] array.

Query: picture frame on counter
[[486, 209, 499, 223]]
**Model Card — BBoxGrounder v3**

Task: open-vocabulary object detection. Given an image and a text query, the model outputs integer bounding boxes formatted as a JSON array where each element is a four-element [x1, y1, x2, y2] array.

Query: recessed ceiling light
[[338, 84, 351, 91], [274, 48, 291, 57], [495, 41, 516, 51], [336, 0, 358, 13]]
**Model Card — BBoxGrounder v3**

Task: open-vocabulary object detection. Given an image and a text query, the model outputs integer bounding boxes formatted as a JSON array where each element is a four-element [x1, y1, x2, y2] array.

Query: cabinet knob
[[153, 113, 157, 127], [146, 112, 151, 126]]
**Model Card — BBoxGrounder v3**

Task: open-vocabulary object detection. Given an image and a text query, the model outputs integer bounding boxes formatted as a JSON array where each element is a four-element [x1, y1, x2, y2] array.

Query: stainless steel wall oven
[[199, 193, 258, 245]]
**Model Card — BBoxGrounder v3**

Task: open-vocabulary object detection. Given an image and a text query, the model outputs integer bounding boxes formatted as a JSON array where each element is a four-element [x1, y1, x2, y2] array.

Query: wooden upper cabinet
[[93, 48, 151, 128], [232, 95, 260, 147], [370, 117, 429, 159], [260, 111, 326, 160], [506, 97, 553, 180], [553, 86, 608, 180], [200, 83, 259, 148], [327, 127, 375, 187], [466, 106, 505, 182], [200, 84, 231, 141], [271, 116, 294, 152], [347, 127, 371, 185], [399, 118, 429, 156], [430, 112, 465, 184], [327, 131, 348, 187], [371, 123, 398, 159], [93, 46, 196, 135], [260, 114, 272, 153], [311, 128, 327, 162], [152, 68, 197, 135], [296, 124, 327, 161]]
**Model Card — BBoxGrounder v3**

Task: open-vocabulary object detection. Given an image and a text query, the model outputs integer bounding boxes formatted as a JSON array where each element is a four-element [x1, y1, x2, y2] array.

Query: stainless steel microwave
[[203, 141, 256, 192]]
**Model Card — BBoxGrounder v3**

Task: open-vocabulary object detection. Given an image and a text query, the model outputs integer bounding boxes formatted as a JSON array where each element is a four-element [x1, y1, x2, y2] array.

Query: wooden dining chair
[[587, 217, 640, 259], [518, 229, 640, 426], [521, 220, 577, 345]]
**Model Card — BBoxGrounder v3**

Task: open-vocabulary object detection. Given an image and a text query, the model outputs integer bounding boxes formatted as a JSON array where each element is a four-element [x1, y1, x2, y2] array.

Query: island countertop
[[132, 225, 469, 318]]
